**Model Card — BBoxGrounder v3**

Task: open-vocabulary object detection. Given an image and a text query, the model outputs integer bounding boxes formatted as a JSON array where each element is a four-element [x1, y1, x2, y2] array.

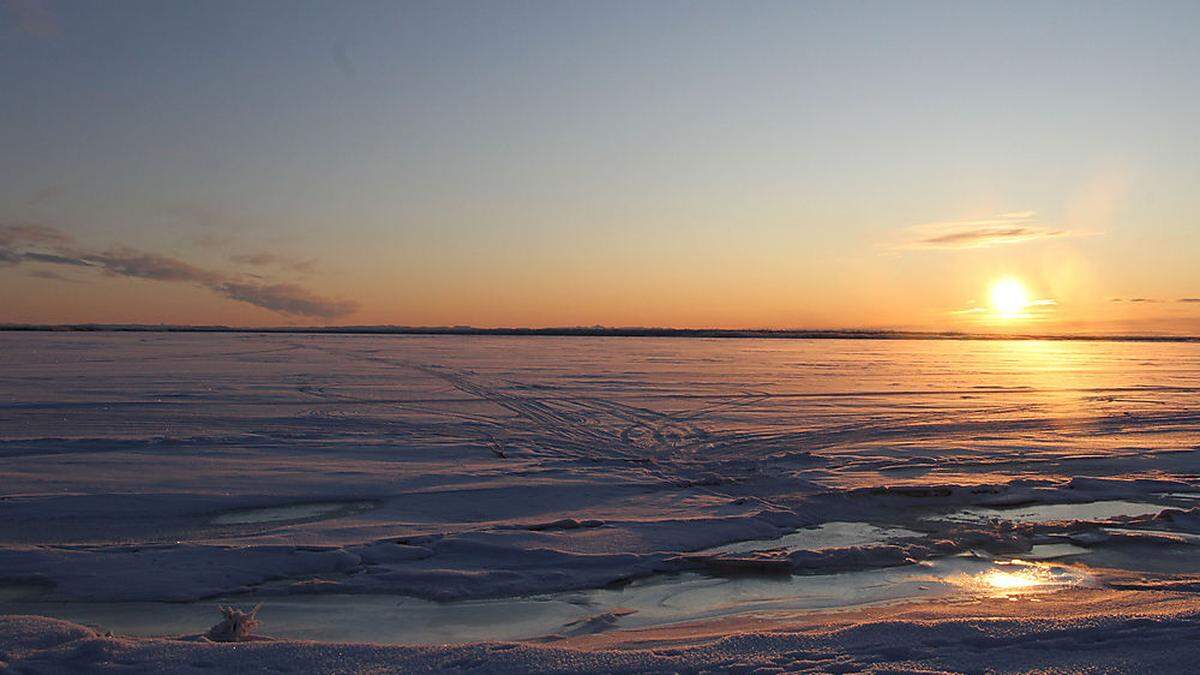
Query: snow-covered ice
[[2, 333, 1200, 671]]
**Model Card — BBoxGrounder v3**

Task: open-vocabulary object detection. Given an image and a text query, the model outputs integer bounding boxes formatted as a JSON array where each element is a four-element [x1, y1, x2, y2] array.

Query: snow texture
[[2, 333, 1199, 670]]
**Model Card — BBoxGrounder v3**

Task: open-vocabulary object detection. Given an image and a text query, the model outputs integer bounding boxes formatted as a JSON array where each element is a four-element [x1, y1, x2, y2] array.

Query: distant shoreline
[[1, 324, 1197, 343]]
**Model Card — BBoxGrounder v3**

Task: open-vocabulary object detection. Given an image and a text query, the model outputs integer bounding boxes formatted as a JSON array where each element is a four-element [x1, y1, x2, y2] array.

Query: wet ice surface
[[943, 500, 1168, 524], [211, 501, 377, 525], [1022, 543, 1091, 559], [1, 333, 1199, 643], [698, 521, 922, 555], [0, 555, 1088, 644], [696, 516, 916, 554]]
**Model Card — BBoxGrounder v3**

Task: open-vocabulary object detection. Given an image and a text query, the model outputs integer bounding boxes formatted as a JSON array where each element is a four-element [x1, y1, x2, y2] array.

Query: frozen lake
[[2, 333, 1199, 643]]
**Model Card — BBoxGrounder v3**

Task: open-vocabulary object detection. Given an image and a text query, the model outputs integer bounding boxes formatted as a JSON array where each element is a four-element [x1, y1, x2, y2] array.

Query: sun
[[988, 277, 1031, 319]]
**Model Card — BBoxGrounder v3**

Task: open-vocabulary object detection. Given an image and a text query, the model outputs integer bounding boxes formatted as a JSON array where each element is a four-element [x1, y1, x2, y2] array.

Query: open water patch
[[941, 501, 1166, 525], [211, 501, 377, 526], [1, 555, 1089, 645], [697, 521, 923, 556]]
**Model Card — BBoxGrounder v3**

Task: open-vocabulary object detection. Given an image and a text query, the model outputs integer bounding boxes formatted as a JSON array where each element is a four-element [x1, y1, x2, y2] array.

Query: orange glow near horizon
[[2, 5, 1200, 334]]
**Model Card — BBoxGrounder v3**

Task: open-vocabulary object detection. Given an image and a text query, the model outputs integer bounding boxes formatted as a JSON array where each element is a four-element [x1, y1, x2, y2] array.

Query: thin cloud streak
[[88, 250, 223, 284], [0, 223, 72, 247], [21, 251, 94, 267], [950, 296, 1057, 321], [1111, 297, 1200, 304], [215, 282, 357, 319], [897, 212, 1094, 251], [0, 224, 357, 319], [26, 269, 83, 283], [230, 252, 318, 275], [920, 226, 1065, 247]]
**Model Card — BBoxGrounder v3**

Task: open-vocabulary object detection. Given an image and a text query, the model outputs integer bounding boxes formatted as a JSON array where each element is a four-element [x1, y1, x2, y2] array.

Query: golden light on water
[[988, 277, 1032, 319], [981, 568, 1044, 590], [952, 560, 1087, 598]]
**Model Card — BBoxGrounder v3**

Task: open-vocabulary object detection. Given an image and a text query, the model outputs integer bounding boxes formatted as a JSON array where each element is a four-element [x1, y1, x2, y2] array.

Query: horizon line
[[2, 323, 1198, 343]]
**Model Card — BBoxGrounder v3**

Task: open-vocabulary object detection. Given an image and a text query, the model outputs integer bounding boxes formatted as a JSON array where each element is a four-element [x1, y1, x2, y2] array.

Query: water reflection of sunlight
[[984, 340, 1100, 418], [955, 560, 1087, 597], [981, 568, 1044, 590], [993, 339, 1086, 374]]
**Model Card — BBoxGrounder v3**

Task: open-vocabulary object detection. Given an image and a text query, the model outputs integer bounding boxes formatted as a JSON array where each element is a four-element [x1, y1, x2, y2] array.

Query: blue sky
[[2, 1, 1198, 331]]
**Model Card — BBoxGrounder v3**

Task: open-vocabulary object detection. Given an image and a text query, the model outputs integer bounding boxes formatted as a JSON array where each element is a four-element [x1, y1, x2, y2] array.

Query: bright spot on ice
[[981, 568, 1043, 590], [955, 560, 1087, 597]]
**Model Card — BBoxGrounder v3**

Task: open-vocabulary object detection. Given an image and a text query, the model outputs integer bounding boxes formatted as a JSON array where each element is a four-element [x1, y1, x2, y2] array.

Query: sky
[[1, 0, 1198, 333]]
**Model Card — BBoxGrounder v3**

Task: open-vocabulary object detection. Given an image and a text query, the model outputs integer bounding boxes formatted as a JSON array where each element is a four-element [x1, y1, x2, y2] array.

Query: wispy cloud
[[89, 249, 224, 284], [163, 206, 319, 276], [230, 252, 318, 275], [897, 212, 1093, 251], [0, 223, 73, 248], [1111, 297, 1200, 305], [26, 269, 83, 283], [949, 296, 1057, 321], [21, 251, 94, 266], [0, 223, 357, 319], [917, 226, 1063, 248], [214, 282, 356, 319]]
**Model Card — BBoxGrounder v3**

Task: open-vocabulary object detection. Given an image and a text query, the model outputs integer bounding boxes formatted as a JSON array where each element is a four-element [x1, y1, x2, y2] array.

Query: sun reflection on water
[[981, 568, 1044, 590], [954, 560, 1088, 597]]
